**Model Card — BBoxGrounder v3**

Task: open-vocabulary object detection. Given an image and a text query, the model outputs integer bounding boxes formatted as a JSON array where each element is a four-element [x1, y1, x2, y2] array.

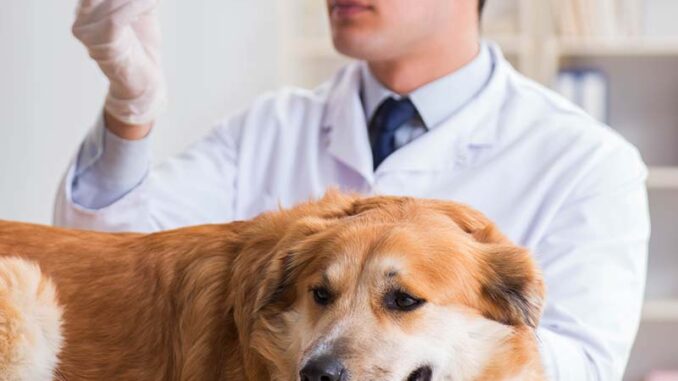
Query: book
[[555, 69, 609, 123], [551, 0, 643, 38], [596, 0, 618, 37], [619, 0, 643, 36]]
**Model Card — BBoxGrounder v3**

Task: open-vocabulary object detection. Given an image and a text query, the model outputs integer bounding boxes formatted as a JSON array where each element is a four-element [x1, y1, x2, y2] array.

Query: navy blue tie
[[370, 97, 418, 169]]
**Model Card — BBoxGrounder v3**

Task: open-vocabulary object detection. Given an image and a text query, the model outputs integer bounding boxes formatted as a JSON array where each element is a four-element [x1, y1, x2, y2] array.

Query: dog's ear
[[253, 217, 330, 314], [427, 200, 545, 328], [426, 200, 512, 244], [478, 245, 545, 328]]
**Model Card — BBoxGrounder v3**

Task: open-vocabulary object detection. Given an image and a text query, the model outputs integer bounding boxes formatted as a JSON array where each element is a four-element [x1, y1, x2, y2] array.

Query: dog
[[0, 192, 545, 381]]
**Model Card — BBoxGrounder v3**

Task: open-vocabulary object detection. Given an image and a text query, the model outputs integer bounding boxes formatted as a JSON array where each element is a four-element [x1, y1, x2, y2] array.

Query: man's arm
[[105, 111, 154, 140], [68, 0, 163, 211], [71, 113, 152, 210], [536, 141, 650, 380], [55, 113, 242, 232], [60, 0, 191, 231]]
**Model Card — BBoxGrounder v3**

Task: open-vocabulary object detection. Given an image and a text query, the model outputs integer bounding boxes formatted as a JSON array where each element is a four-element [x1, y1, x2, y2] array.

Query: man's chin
[[331, 34, 383, 61]]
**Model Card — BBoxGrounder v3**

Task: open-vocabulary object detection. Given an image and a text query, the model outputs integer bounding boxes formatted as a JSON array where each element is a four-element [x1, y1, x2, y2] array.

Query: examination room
[[1, 0, 677, 380]]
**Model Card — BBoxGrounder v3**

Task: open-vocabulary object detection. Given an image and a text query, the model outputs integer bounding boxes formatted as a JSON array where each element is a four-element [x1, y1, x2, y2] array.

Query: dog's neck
[[148, 218, 297, 381], [162, 224, 249, 380]]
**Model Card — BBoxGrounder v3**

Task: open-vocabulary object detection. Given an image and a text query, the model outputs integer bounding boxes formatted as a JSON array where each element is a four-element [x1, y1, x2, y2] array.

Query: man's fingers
[[131, 9, 162, 62], [71, 0, 166, 124], [75, 0, 159, 29], [73, 0, 160, 50]]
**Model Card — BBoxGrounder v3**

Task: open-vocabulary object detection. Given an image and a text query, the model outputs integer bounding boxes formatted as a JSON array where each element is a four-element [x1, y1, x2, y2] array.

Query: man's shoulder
[[219, 64, 357, 134], [496, 69, 647, 203], [248, 63, 358, 117], [207, 64, 360, 154], [499, 70, 647, 194], [503, 70, 638, 159]]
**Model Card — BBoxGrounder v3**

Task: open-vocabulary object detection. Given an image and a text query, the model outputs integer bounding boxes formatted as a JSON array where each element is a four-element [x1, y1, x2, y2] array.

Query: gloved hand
[[72, 0, 166, 125]]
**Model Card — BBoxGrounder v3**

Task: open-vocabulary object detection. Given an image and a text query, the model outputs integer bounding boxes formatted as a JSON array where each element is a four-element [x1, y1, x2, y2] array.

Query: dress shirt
[[361, 43, 493, 150]]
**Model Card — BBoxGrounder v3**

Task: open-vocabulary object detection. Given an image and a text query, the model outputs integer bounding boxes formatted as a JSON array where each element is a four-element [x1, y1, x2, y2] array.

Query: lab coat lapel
[[375, 43, 510, 173], [322, 44, 510, 178], [323, 63, 376, 184]]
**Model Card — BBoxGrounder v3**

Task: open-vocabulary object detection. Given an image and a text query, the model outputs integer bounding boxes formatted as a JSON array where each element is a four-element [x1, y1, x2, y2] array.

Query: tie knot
[[373, 97, 418, 133], [370, 97, 419, 169]]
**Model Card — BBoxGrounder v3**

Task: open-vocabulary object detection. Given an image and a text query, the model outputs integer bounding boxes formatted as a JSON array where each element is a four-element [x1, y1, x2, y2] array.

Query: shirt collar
[[360, 42, 494, 129]]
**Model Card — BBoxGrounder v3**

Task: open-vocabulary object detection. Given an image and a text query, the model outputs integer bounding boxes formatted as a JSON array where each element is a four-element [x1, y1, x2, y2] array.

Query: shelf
[[642, 299, 678, 322], [647, 167, 678, 190], [556, 37, 678, 57]]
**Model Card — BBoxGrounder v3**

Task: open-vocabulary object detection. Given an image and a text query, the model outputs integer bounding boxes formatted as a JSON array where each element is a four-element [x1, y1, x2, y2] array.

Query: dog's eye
[[386, 291, 424, 312], [312, 287, 332, 306]]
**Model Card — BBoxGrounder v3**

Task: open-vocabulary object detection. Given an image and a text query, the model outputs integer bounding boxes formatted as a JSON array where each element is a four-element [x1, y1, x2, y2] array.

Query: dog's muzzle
[[299, 355, 347, 381], [299, 356, 432, 381], [406, 366, 432, 381]]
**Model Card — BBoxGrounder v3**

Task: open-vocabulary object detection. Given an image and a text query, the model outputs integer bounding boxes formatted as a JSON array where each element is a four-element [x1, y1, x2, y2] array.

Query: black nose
[[299, 355, 346, 381]]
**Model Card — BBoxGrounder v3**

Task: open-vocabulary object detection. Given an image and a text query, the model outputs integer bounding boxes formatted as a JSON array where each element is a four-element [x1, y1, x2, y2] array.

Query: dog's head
[[238, 193, 545, 381]]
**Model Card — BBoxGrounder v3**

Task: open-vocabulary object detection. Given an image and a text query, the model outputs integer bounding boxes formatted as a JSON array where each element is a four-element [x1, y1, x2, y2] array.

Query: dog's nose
[[299, 355, 346, 381]]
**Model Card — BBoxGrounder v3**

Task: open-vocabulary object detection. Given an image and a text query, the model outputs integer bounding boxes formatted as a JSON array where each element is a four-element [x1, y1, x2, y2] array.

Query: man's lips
[[331, 0, 373, 18]]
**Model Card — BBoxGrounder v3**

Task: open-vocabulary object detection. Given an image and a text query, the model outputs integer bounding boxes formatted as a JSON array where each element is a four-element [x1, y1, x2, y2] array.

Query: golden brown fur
[[0, 192, 545, 380]]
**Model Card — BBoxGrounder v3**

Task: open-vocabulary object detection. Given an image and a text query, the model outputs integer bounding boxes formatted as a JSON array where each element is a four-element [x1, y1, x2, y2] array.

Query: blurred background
[[0, 0, 676, 379]]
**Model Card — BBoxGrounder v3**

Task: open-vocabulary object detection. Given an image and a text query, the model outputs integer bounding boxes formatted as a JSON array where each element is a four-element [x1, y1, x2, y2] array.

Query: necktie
[[370, 97, 418, 169]]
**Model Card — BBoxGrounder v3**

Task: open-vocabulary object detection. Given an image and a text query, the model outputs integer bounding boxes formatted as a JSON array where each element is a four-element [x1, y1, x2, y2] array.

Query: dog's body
[[0, 193, 545, 381]]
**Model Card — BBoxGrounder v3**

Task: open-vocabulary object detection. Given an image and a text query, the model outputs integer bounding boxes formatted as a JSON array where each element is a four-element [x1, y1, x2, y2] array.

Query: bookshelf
[[648, 167, 678, 189], [501, 2, 678, 380], [643, 300, 678, 322], [507, 2, 678, 379], [278, 1, 678, 379], [556, 37, 678, 57]]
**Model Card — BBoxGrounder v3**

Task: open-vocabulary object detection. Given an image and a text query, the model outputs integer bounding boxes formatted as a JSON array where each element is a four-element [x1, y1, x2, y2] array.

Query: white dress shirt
[[361, 43, 492, 150]]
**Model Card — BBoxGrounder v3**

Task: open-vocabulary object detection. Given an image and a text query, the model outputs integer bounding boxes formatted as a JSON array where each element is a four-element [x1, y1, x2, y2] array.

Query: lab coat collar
[[360, 43, 494, 130], [323, 42, 509, 182], [323, 65, 376, 184]]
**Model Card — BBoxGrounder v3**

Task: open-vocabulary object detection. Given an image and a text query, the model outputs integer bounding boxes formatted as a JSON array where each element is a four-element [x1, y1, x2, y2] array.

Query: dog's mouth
[[406, 366, 432, 381]]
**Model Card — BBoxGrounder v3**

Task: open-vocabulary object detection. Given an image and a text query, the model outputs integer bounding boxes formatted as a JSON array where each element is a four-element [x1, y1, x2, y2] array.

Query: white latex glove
[[72, 0, 166, 125]]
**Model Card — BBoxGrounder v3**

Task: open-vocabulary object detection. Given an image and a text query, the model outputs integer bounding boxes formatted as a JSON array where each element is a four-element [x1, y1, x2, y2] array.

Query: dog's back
[[0, 221, 244, 380]]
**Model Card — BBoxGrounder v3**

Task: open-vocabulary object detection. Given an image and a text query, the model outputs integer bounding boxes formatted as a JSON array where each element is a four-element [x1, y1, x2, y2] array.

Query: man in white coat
[[58, 0, 650, 380]]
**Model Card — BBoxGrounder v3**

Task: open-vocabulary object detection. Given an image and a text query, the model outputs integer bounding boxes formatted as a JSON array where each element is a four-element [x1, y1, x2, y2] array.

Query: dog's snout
[[300, 355, 346, 381], [407, 366, 432, 381]]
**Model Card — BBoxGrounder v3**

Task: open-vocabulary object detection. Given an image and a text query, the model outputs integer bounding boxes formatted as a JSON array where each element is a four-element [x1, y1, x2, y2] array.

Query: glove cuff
[[104, 80, 167, 125]]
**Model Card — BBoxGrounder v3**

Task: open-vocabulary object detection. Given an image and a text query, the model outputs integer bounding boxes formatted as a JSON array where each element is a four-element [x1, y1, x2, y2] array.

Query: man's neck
[[367, 35, 481, 95]]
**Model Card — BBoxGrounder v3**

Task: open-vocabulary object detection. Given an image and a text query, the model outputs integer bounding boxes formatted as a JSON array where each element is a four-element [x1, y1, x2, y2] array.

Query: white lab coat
[[55, 45, 650, 380]]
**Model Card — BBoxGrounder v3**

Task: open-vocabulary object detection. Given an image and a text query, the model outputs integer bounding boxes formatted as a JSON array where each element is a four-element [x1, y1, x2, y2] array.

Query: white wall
[[644, 0, 678, 37], [0, 0, 281, 224]]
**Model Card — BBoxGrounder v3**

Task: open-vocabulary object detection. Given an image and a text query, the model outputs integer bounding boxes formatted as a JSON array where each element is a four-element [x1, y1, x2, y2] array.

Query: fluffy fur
[[0, 192, 545, 380], [0, 258, 62, 381]]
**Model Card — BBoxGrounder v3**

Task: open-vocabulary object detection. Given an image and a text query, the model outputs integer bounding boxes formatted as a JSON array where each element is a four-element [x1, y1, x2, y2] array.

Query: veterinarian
[[58, 0, 649, 380]]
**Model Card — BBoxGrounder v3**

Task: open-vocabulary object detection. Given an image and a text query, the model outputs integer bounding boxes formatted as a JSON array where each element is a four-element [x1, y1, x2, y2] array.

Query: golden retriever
[[0, 192, 545, 381]]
